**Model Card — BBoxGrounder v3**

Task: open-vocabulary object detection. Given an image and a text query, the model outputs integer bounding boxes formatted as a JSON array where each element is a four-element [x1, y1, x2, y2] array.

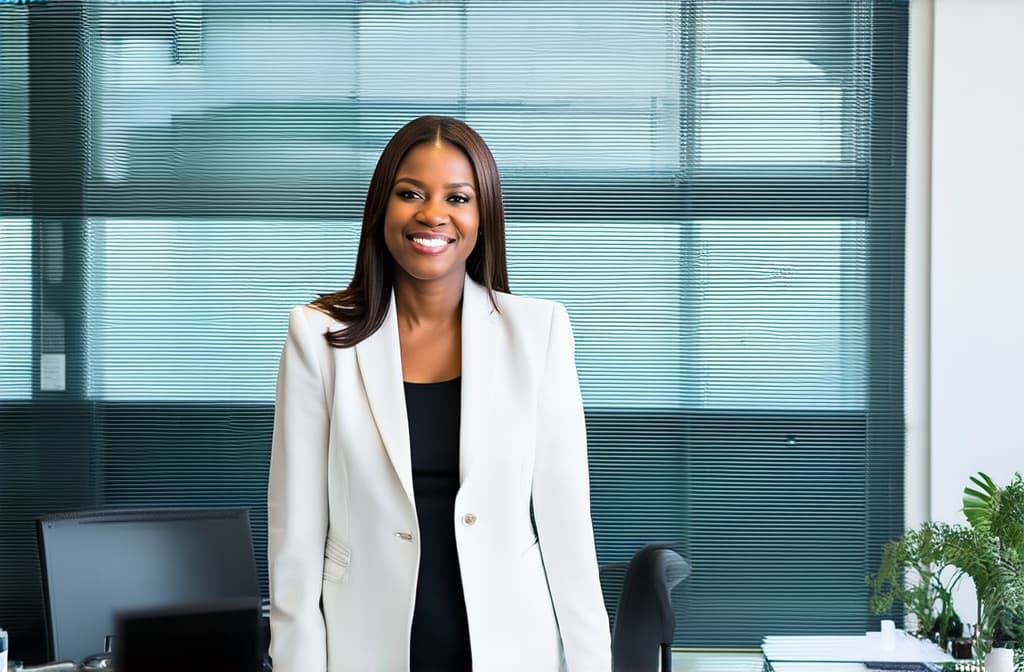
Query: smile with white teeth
[[409, 236, 453, 248]]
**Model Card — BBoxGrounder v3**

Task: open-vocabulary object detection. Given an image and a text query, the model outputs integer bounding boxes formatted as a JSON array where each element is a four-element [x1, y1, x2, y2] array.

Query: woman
[[268, 116, 611, 671]]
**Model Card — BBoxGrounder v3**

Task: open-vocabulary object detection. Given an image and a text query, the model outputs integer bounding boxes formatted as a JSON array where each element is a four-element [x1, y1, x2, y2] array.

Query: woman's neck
[[392, 270, 465, 329]]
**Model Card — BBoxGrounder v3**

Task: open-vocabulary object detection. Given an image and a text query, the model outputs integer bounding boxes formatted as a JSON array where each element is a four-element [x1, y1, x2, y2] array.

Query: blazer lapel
[[459, 277, 497, 484], [354, 277, 497, 503], [354, 292, 415, 507]]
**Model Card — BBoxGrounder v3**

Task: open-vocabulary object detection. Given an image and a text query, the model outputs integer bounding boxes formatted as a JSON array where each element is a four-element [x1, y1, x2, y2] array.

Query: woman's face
[[384, 141, 480, 288]]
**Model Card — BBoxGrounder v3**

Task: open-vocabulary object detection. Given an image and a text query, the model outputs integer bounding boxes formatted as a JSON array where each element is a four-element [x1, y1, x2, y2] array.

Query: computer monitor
[[116, 598, 261, 672], [37, 508, 260, 663]]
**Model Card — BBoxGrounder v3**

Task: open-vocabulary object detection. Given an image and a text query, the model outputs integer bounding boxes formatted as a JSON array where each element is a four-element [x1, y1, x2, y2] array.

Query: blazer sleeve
[[267, 306, 330, 672], [532, 303, 613, 671]]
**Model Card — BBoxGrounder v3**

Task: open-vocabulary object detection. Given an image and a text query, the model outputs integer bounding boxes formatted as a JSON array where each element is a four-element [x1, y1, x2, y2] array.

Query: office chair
[[36, 507, 260, 664], [602, 544, 691, 672]]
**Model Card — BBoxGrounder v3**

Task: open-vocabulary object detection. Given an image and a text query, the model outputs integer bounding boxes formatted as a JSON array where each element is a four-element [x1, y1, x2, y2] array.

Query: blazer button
[[461, 513, 477, 526]]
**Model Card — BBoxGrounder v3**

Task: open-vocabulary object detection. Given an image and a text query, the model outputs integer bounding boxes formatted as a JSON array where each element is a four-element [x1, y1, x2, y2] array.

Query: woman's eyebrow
[[394, 176, 476, 191]]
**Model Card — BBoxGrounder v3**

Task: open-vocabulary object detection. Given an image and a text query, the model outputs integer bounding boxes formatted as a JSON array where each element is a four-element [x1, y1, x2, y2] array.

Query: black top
[[404, 377, 472, 672]]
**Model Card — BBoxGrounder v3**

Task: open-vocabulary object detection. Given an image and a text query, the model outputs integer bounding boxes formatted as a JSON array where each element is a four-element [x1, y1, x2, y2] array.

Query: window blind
[[0, 7, 31, 400], [0, 0, 907, 661]]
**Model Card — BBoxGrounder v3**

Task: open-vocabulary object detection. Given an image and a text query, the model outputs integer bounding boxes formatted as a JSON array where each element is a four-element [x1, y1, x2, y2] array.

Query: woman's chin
[[393, 262, 467, 285]]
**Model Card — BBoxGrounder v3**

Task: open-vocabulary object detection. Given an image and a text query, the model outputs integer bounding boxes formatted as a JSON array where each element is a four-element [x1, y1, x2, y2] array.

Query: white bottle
[[986, 646, 1014, 672], [880, 618, 896, 650], [0, 627, 8, 672]]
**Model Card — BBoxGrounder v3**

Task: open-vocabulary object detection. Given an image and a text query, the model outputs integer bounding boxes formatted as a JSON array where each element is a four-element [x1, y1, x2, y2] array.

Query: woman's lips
[[407, 233, 454, 255]]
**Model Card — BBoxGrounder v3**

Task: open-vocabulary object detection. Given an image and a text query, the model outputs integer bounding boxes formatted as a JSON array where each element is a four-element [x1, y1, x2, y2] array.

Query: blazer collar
[[354, 275, 498, 508]]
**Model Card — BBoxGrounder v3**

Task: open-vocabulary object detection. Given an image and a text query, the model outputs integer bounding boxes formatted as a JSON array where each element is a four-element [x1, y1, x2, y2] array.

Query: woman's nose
[[416, 203, 449, 226]]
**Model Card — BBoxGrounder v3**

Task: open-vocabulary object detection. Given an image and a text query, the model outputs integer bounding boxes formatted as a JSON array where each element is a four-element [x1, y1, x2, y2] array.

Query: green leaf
[[974, 472, 999, 496], [966, 486, 992, 503], [965, 473, 999, 532]]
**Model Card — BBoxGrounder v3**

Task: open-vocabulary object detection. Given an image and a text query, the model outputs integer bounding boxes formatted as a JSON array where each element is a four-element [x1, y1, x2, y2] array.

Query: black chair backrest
[[611, 544, 691, 672]]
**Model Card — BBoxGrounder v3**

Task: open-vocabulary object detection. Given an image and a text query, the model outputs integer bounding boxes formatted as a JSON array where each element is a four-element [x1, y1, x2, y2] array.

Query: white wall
[[925, 0, 1024, 618]]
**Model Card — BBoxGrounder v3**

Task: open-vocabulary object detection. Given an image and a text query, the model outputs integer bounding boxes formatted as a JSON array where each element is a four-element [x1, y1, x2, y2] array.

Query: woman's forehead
[[396, 142, 476, 184]]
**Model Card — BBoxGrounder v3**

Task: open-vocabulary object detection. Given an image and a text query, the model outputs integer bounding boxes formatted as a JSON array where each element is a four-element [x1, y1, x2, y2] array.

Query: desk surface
[[762, 632, 955, 670], [765, 665, 948, 672]]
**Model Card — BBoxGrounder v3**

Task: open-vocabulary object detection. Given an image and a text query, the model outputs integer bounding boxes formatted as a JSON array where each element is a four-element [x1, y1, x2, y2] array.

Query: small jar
[[951, 637, 974, 659]]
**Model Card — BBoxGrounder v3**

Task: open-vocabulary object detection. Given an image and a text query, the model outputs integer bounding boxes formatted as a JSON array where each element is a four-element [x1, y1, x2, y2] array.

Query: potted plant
[[867, 521, 965, 646], [950, 473, 1024, 670], [867, 472, 1024, 672]]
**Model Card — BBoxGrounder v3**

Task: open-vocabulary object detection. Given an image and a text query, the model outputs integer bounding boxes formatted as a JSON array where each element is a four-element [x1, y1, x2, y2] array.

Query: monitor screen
[[37, 508, 260, 663]]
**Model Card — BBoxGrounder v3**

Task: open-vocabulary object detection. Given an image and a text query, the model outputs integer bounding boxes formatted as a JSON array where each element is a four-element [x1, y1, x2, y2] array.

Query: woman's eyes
[[396, 190, 471, 204]]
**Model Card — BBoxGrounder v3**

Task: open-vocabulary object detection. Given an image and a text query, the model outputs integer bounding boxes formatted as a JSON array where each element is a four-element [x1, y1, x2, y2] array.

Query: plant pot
[[985, 646, 1014, 672]]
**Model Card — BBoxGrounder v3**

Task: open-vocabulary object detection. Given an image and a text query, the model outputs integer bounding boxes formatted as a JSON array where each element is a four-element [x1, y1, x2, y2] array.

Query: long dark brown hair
[[312, 116, 510, 348]]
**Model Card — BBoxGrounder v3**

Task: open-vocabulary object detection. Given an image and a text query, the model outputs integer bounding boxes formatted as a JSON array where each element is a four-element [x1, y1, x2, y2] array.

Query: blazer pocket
[[323, 535, 352, 584]]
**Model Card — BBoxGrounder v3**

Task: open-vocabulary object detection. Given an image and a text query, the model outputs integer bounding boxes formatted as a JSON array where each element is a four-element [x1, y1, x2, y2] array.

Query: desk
[[765, 665, 948, 672], [762, 632, 956, 672]]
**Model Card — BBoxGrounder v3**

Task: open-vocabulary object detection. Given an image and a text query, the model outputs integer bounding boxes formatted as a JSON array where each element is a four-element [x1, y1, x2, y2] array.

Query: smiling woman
[[267, 116, 612, 672]]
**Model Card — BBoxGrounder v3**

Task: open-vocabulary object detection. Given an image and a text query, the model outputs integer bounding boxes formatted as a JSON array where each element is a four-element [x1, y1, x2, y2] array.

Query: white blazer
[[268, 276, 611, 672]]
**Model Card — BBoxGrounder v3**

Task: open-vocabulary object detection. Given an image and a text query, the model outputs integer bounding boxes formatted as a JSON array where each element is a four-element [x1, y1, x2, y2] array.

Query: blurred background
[[0, 0, 911, 663]]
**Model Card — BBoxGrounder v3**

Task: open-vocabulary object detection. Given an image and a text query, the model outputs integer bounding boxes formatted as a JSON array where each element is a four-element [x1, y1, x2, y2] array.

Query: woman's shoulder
[[493, 289, 556, 308], [287, 302, 347, 335], [490, 290, 568, 326]]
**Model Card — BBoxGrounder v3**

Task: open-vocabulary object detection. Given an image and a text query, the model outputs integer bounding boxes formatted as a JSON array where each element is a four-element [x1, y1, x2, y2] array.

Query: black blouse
[[404, 377, 472, 672]]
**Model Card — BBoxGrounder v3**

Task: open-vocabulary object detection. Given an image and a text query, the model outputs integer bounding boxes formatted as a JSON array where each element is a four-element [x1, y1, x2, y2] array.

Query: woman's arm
[[532, 303, 613, 671], [267, 306, 330, 671]]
